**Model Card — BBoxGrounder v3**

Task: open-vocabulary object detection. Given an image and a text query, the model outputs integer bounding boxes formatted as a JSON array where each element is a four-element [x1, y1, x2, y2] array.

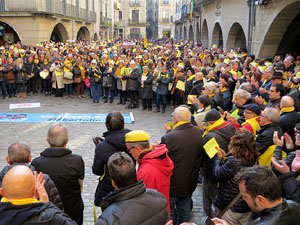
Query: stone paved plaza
[[0, 93, 206, 225]]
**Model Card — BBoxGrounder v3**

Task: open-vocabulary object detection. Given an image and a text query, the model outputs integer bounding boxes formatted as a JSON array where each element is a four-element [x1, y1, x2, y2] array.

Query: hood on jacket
[[138, 144, 174, 177], [102, 128, 131, 150], [0, 202, 47, 225]]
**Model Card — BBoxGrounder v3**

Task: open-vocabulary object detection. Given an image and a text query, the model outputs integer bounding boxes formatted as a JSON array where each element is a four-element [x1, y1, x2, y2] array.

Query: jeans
[[0, 81, 7, 98], [156, 94, 167, 110], [8, 83, 16, 97], [170, 195, 192, 225], [104, 87, 114, 101], [65, 83, 72, 96], [91, 83, 102, 102]]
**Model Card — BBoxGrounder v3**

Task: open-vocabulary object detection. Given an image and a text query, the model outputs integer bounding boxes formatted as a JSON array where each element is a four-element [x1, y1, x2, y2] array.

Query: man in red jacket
[[125, 130, 174, 213]]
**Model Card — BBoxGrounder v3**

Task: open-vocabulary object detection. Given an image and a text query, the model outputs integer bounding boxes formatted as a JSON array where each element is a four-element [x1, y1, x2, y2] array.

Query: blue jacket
[[156, 72, 170, 95]]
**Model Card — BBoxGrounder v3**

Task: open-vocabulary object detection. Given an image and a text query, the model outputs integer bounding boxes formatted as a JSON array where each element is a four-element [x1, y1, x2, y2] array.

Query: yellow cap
[[125, 130, 150, 143]]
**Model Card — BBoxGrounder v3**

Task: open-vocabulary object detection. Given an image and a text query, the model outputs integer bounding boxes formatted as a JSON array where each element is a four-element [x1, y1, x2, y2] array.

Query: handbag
[[102, 76, 112, 88], [6, 71, 14, 81], [63, 71, 73, 80], [51, 75, 56, 83], [85, 77, 90, 88]]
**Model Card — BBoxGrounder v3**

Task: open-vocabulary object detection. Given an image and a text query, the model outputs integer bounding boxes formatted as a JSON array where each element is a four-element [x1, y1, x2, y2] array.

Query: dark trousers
[[170, 195, 193, 225], [65, 84, 72, 96], [104, 88, 115, 101], [0, 81, 7, 98], [119, 90, 127, 103], [142, 98, 152, 109], [43, 79, 52, 93], [130, 90, 139, 107], [27, 78, 37, 93], [16, 82, 26, 93], [156, 94, 167, 110], [203, 177, 218, 218], [8, 83, 16, 97]]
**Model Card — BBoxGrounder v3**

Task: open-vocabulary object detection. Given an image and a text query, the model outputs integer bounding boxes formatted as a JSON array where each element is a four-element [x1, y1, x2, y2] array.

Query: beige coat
[[50, 63, 64, 89], [194, 105, 211, 130]]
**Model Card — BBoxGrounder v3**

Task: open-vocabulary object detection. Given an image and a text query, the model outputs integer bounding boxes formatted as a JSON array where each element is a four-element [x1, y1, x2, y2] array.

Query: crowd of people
[[0, 38, 300, 225]]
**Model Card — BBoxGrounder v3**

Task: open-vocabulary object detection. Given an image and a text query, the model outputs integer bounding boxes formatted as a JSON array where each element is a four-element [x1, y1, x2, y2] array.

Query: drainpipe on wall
[[247, 0, 255, 53]]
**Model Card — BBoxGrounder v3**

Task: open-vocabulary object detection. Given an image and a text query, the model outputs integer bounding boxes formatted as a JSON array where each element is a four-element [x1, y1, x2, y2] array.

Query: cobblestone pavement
[[0, 93, 206, 225]]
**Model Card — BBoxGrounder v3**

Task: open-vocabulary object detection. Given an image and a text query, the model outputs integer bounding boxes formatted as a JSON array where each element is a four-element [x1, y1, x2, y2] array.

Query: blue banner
[[0, 113, 134, 123]]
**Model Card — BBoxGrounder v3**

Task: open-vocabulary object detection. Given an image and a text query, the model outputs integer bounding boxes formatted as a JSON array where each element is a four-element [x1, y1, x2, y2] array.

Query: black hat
[[272, 71, 283, 80], [243, 103, 261, 115], [295, 123, 300, 131], [202, 109, 221, 122]]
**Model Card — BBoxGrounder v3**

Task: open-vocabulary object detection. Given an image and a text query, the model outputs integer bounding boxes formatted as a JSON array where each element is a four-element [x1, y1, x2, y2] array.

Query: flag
[[190, 0, 194, 22]]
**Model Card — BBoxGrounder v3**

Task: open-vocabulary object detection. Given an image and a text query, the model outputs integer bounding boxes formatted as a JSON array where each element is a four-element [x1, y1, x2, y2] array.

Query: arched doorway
[[183, 26, 187, 40], [201, 19, 208, 48], [93, 33, 98, 41], [188, 25, 194, 41], [77, 27, 90, 41], [196, 22, 201, 43], [212, 22, 223, 48], [50, 23, 68, 42], [0, 21, 21, 45], [259, 1, 300, 58], [226, 22, 246, 51]]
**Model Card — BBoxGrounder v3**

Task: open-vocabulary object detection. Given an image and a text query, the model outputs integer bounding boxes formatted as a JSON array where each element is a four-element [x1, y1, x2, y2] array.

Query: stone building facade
[[174, 0, 300, 58], [120, 0, 147, 39], [157, 0, 175, 39]]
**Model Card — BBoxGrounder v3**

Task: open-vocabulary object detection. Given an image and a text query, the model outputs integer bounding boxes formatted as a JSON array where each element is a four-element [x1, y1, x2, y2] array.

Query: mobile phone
[[204, 216, 215, 225], [217, 106, 224, 115]]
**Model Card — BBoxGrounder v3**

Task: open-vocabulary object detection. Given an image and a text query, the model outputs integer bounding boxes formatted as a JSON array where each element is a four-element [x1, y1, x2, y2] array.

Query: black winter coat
[[126, 68, 139, 91], [92, 128, 131, 206], [88, 66, 102, 85], [289, 89, 300, 112], [31, 148, 84, 224], [210, 93, 224, 110], [24, 62, 39, 79], [139, 72, 154, 99], [248, 200, 300, 225], [0, 164, 63, 210], [161, 123, 204, 197], [256, 123, 283, 154], [212, 156, 250, 213], [0, 202, 76, 225], [96, 181, 169, 225], [279, 111, 300, 137], [103, 66, 116, 90], [202, 122, 236, 179]]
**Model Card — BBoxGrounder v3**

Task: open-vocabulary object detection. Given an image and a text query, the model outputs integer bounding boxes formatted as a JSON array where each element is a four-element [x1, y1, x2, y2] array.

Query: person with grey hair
[[203, 81, 224, 110], [228, 88, 254, 125], [256, 107, 283, 155], [95, 152, 169, 225], [31, 123, 85, 225], [139, 65, 154, 110], [0, 141, 63, 210], [161, 106, 204, 224]]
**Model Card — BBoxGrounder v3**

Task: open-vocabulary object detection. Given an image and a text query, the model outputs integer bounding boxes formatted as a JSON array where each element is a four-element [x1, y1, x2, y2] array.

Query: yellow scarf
[[157, 73, 169, 79], [1, 197, 39, 205], [63, 60, 72, 72], [187, 74, 195, 82], [280, 106, 295, 115], [173, 68, 178, 75], [92, 67, 101, 78], [242, 116, 260, 135], [221, 88, 228, 93], [172, 121, 190, 130], [203, 117, 225, 137], [262, 121, 272, 126]]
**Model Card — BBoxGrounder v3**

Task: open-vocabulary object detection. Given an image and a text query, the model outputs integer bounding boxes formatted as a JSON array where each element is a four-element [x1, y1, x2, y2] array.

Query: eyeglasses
[[127, 146, 135, 153]]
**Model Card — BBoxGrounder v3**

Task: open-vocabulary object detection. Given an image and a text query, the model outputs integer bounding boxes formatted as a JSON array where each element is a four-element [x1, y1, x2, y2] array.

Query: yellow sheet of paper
[[203, 137, 219, 159], [187, 95, 197, 104], [176, 80, 185, 91]]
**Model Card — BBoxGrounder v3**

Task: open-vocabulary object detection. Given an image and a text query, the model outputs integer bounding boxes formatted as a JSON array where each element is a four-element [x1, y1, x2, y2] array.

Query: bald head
[[280, 96, 294, 108], [1, 165, 35, 199], [173, 106, 191, 123]]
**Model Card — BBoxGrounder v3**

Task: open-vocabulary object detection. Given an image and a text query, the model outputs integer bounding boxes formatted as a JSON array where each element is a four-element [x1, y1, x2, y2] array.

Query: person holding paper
[[201, 109, 236, 218], [40, 57, 51, 96], [210, 130, 259, 225], [139, 66, 153, 111]]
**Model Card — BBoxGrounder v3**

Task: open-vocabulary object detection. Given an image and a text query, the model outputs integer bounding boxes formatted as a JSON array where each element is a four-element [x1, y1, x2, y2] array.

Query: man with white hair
[[31, 123, 85, 225], [161, 106, 204, 224]]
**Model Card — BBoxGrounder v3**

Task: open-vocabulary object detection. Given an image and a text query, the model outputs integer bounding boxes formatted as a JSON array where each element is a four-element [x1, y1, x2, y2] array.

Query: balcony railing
[[161, 18, 169, 23], [0, 0, 96, 22], [128, 21, 148, 26], [100, 17, 112, 28], [130, 2, 140, 7]]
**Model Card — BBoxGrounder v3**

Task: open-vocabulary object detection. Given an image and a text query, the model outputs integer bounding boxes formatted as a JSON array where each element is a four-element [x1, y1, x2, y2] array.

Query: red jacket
[[137, 144, 174, 214]]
